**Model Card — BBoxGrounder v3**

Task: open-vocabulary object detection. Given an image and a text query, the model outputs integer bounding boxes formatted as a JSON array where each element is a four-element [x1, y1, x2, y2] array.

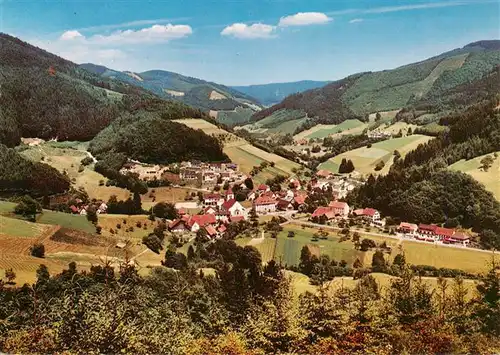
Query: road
[[268, 212, 496, 255]]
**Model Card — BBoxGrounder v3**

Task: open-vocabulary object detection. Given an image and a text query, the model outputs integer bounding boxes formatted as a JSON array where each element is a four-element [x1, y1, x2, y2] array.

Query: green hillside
[[0, 33, 205, 147], [80, 64, 262, 113], [252, 40, 500, 135]]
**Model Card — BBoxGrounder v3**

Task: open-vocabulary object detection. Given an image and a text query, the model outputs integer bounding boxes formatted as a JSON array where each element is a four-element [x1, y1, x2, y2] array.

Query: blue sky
[[1, 0, 499, 85]]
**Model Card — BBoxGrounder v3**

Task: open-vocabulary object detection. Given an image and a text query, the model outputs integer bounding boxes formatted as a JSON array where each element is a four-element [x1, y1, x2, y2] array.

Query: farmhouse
[[169, 217, 190, 233], [418, 224, 437, 235], [189, 214, 217, 232], [444, 232, 470, 246], [398, 222, 418, 234], [353, 208, 380, 222], [257, 184, 270, 193], [311, 207, 336, 220], [204, 194, 223, 207], [253, 195, 277, 214], [277, 199, 294, 211], [328, 201, 350, 217]]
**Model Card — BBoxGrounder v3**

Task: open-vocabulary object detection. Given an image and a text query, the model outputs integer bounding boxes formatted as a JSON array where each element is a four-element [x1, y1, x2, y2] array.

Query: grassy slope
[[449, 152, 500, 200], [174, 119, 302, 178], [318, 134, 433, 175]]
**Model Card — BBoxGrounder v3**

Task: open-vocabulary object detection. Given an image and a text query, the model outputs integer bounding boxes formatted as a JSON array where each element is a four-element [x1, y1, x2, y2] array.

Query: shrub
[[30, 243, 45, 258]]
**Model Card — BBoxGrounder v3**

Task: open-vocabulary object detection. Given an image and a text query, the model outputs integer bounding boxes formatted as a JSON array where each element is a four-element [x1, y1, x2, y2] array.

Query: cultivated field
[[295, 119, 366, 140], [449, 152, 500, 200], [318, 134, 433, 175]]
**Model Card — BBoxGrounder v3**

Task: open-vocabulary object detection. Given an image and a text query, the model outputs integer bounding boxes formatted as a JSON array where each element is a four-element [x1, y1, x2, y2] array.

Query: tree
[[374, 160, 385, 171], [14, 195, 41, 221], [249, 207, 258, 226], [474, 261, 500, 335], [311, 145, 321, 153], [4, 268, 16, 284], [371, 250, 386, 272], [86, 206, 98, 224], [142, 234, 163, 254], [287, 231, 295, 238], [393, 253, 406, 267], [375, 112, 381, 121], [353, 258, 363, 268], [480, 155, 494, 171], [359, 238, 376, 251], [407, 127, 413, 135], [244, 177, 254, 190], [30, 243, 45, 258], [187, 245, 196, 261], [152, 202, 178, 220], [132, 191, 142, 213]]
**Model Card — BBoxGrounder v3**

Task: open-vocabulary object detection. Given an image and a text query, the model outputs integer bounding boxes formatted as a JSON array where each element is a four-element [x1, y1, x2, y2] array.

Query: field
[[236, 224, 495, 275], [449, 152, 500, 200], [318, 134, 433, 175], [20, 141, 130, 201], [216, 107, 255, 127], [266, 118, 308, 135], [295, 119, 366, 140]]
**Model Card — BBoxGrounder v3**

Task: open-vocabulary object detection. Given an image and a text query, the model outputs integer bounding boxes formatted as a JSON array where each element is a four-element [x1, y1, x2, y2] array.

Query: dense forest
[[0, 33, 206, 146], [252, 74, 363, 128], [0, 239, 499, 354], [0, 144, 70, 197], [89, 113, 228, 165], [348, 99, 500, 248]]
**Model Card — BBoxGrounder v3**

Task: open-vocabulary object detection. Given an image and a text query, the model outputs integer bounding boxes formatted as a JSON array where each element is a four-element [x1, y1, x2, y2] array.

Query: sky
[[1, 0, 499, 85]]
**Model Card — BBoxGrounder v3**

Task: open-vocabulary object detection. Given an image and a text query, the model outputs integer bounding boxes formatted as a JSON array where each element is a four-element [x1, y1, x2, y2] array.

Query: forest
[[0, 238, 498, 354], [348, 98, 500, 248], [0, 144, 70, 197]]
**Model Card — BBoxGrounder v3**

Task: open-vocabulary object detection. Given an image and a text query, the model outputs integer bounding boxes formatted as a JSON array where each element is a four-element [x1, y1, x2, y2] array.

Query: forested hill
[[80, 63, 261, 111], [0, 33, 205, 147], [231, 80, 330, 106], [253, 40, 500, 132], [348, 98, 500, 249]]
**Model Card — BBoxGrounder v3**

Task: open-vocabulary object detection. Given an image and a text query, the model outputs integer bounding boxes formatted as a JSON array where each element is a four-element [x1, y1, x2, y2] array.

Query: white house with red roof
[[220, 199, 247, 219], [353, 207, 380, 222], [253, 195, 278, 214], [328, 201, 350, 217], [398, 222, 418, 234], [188, 214, 217, 232]]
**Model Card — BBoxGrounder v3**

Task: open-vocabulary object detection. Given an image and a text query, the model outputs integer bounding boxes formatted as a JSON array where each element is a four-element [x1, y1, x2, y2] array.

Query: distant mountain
[[231, 80, 330, 106], [253, 40, 500, 134], [80, 64, 262, 112]]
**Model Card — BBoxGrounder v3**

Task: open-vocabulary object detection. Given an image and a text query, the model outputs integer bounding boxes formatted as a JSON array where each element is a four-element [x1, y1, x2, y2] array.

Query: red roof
[[189, 214, 217, 227], [177, 208, 186, 215], [399, 222, 418, 230], [218, 224, 227, 233], [277, 199, 292, 209], [258, 184, 269, 191], [363, 208, 378, 217], [230, 215, 245, 223], [203, 206, 217, 214], [227, 187, 233, 194], [329, 201, 349, 210], [205, 225, 217, 236], [204, 193, 221, 200], [418, 224, 437, 232], [169, 218, 188, 229], [254, 196, 277, 206], [293, 195, 306, 205], [312, 207, 335, 219], [69, 205, 79, 213], [316, 170, 332, 178], [353, 208, 365, 216], [221, 199, 237, 211], [450, 232, 469, 241], [435, 226, 455, 237]]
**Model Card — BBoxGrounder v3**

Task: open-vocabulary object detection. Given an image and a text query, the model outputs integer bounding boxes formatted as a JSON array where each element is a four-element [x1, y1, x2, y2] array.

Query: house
[[316, 170, 333, 179], [288, 178, 301, 189], [434, 226, 455, 239], [257, 184, 270, 193], [217, 224, 227, 235], [328, 201, 350, 217], [398, 222, 418, 234], [169, 217, 190, 233], [97, 202, 108, 214], [311, 207, 336, 220], [69, 205, 79, 214], [353, 207, 380, 222], [203, 206, 217, 215], [277, 199, 294, 211], [221, 199, 247, 218], [444, 232, 470, 246], [418, 224, 437, 235], [204, 193, 223, 207], [293, 194, 306, 209], [189, 214, 217, 232], [204, 225, 218, 238], [253, 195, 277, 214]]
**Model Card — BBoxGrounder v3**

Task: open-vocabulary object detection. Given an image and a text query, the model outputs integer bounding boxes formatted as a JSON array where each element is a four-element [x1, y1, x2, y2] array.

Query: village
[[93, 159, 475, 248]]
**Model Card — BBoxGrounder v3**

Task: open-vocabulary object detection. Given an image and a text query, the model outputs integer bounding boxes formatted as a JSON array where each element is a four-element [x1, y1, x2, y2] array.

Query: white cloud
[[60, 30, 84, 41], [278, 12, 332, 27], [221, 23, 276, 39], [349, 18, 364, 24], [74, 17, 191, 33], [90, 24, 192, 44]]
